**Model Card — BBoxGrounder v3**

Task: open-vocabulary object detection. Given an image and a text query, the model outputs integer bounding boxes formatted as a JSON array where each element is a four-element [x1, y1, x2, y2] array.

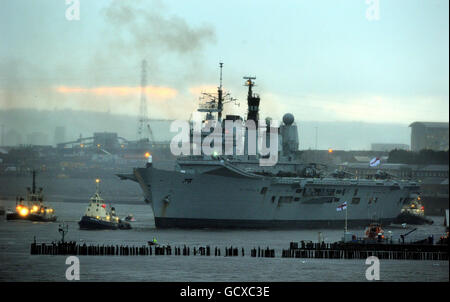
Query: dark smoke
[[103, 1, 215, 54], [0, 0, 218, 139], [89, 0, 217, 85]]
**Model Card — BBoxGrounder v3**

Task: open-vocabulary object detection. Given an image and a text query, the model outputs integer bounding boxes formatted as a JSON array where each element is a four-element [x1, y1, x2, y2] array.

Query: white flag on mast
[[336, 202, 347, 212], [370, 157, 381, 167]]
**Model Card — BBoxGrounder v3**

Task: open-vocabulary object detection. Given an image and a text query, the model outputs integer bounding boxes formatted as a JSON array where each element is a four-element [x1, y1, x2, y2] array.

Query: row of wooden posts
[[282, 241, 448, 260], [30, 241, 447, 260], [281, 248, 448, 260], [290, 241, 448, 252], [30, 242, 275, 258]]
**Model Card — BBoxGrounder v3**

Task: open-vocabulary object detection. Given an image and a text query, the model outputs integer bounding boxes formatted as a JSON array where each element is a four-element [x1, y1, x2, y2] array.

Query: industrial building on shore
[[409, 122, 449, 152]]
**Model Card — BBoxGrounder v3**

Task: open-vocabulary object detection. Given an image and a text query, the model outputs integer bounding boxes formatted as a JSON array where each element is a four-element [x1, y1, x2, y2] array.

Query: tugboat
[[364, 222, 386, 242], [6, 170, 57, 222], [124, 214, 136, 222], [393, 195, 433, 225], [341, 221, 391, 244], [78, 179, 131, 230]]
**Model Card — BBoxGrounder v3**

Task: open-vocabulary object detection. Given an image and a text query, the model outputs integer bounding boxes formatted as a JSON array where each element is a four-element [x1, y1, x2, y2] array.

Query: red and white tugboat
[[78, 179, 131, 230]]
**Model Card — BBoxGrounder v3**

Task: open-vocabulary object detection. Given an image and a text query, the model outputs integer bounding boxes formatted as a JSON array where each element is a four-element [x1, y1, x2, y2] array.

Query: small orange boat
[[364, 223, 385, 241]]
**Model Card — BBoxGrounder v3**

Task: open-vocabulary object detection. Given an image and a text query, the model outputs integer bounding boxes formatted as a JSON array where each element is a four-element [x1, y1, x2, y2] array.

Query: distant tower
[[137, 60, 155, 143], [137, 60, 148, 140]]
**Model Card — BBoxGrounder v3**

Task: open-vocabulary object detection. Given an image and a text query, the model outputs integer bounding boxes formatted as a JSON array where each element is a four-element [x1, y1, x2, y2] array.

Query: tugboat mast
[[32, 170, 36, 194], [95, 178, 100, 195]]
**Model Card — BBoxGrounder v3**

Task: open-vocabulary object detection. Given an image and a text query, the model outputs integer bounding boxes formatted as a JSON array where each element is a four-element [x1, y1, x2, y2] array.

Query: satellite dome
[[283, 113, 294, 125]]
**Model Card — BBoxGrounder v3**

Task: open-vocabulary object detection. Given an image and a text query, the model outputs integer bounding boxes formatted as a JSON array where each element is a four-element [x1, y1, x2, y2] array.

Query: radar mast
[[197, 63, 237, 122], [244, 76, 260, 126]]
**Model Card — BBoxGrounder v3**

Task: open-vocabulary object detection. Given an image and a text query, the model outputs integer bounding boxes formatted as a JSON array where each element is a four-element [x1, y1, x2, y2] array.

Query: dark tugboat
[[393, 196, 433, 225], [6, 170, 57, 222], [78, 179, 131, 230], [124, 214, 136, 222]]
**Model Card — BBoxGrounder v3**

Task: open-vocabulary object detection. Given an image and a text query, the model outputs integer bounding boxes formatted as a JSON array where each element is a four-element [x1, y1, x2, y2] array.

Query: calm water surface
[[0, 200, 448, 282]]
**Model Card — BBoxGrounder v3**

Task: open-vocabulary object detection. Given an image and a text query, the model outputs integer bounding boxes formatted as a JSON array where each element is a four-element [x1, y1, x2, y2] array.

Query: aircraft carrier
[[120, 65, 422, 229]]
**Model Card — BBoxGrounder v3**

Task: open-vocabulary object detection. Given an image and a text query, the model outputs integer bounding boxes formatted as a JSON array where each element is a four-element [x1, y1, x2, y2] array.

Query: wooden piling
[[28, 240, 448, 261]]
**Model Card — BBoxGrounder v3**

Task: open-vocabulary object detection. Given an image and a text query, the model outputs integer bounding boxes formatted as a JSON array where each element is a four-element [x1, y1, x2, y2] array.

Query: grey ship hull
[[132, 161, 421, 229], [153, 217, 396, 229]]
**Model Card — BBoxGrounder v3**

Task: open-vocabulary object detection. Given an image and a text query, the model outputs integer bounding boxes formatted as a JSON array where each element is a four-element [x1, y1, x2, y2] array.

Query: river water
[[0, 199, 448, 282]]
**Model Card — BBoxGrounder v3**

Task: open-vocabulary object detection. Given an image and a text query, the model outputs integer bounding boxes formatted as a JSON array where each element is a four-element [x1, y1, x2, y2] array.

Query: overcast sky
[[1, 0, 449, 126]]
